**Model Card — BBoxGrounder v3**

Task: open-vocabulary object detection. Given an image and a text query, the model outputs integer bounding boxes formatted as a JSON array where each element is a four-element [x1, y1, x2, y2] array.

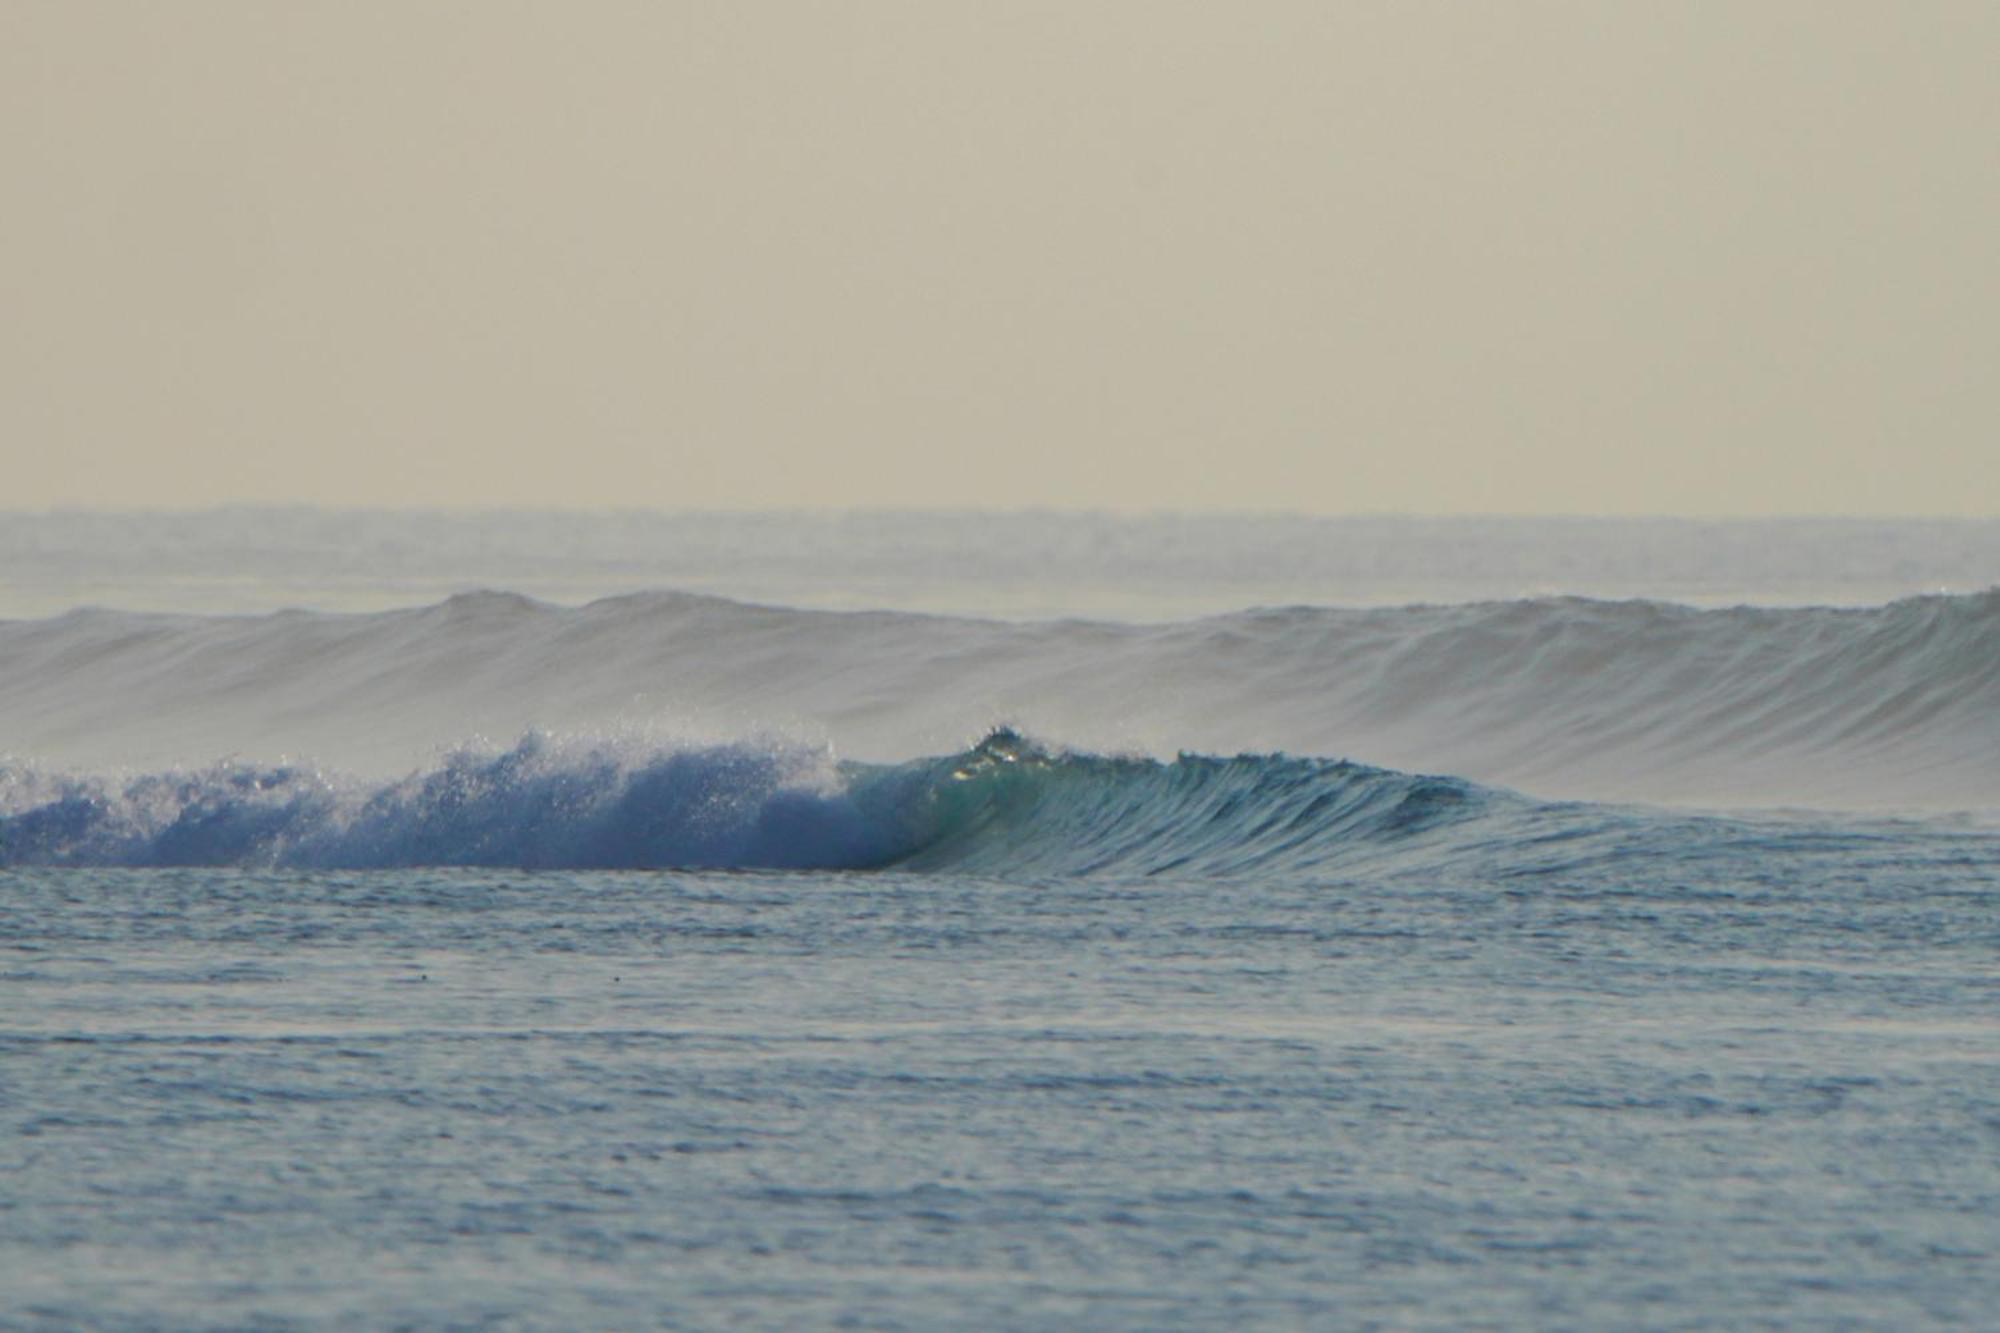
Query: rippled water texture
[[8, 842, 2000, 1329]]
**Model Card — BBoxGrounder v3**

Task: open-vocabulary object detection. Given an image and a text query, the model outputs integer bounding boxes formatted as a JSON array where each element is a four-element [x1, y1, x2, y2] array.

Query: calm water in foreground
[[7, 830, 1999, 1328]]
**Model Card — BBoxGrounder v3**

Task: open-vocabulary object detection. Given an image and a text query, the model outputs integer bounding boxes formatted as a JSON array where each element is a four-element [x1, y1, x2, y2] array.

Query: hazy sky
[[4, 2, 1995, 513]]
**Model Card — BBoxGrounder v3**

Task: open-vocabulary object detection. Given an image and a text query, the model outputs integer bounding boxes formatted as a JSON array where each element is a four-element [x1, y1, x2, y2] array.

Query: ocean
[[4, 512, 1998, 1329]]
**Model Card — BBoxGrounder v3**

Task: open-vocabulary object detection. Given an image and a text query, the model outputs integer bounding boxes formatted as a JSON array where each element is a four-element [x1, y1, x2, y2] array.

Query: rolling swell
[[2, 587, 1997, 808], [0, 730, 1492, 874]]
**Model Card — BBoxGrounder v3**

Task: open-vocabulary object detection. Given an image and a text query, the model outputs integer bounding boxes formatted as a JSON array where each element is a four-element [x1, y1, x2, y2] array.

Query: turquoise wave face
[[874, 729, 1490, 877]]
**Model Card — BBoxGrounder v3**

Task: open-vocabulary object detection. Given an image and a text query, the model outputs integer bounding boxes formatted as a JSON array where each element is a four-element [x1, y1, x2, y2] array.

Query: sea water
[[3, 513, 1999, 1329]]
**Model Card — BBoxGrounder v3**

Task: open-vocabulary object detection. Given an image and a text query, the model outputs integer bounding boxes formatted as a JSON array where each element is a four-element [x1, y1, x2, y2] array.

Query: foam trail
[[0, 735, 912, 871]]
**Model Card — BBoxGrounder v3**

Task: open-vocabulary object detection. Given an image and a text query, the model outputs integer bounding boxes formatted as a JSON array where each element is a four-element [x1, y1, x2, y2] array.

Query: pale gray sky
[[4, 2, 1995, 513]]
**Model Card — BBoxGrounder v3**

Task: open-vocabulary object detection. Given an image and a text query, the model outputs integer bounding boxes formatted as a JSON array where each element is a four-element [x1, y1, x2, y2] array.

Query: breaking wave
[[0, 729, 1504, 874]]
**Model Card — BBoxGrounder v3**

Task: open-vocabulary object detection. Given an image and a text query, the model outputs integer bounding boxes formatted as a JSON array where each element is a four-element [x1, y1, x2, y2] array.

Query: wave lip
[[0, 730, 1493, 875]]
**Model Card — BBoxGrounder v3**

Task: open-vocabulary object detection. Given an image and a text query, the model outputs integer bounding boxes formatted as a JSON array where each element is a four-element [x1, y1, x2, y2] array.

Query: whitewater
[[5, 512, 1999, 1329]]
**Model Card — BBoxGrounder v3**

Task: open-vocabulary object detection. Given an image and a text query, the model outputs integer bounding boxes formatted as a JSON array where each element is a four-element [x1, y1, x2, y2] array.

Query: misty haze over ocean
[[7, 0, 1999, 1325], [7, 509, 2000, 619]]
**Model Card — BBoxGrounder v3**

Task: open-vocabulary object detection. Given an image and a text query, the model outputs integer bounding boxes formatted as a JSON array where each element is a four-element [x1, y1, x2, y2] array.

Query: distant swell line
[[3, 586, 1998, 808]]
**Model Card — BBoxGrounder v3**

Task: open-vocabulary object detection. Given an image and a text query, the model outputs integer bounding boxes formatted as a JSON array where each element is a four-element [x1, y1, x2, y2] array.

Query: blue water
[[4, 514, 1999, 1327], [8, 821, 1999, 1328]]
